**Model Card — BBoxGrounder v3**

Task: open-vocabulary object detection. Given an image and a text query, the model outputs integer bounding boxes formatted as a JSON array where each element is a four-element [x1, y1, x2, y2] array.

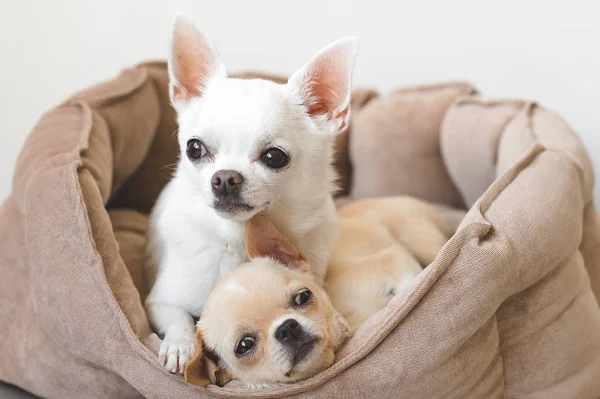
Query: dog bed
[[1, 62, 600, 399]]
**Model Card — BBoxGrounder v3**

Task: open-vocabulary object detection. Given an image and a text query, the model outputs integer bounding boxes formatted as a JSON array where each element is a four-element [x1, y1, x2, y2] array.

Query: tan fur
[[184, 331, 232, 387], [185, 196, 457, 386], [326, 196, 454, 333], [245, 214, 309, 272], [184, 218, 350, 387]]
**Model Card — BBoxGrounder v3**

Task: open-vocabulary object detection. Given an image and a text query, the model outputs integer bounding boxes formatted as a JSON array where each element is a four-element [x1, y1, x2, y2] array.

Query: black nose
[[211, 170, 244, 197], [275, 319, 302, 344]]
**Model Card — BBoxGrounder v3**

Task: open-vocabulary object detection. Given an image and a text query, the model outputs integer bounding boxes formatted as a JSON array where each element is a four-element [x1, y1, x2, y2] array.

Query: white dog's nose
[[211, 169, 244, 197]]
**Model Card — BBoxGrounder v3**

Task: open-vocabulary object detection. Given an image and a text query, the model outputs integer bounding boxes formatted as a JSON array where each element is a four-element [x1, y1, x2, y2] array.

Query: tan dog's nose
[[275, 318, 317, 365], [275, 319, 302, 344]]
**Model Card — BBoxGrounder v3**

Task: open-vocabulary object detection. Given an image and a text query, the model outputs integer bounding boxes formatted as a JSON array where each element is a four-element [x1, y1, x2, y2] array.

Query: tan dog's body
[[185, 196, 458, 387], [326, 197, 455, 333]]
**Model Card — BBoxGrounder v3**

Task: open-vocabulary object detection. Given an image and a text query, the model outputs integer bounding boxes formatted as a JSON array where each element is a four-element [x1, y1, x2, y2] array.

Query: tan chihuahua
[[184, 214, 350, 388], [327, 196, 454, 332], [184, 196, 456, 387]]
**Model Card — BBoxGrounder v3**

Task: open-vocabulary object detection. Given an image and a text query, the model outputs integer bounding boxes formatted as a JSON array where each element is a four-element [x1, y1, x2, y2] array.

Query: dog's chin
[[213, 200, 266, 221], [283, 339, 325, 381], [243, 341, 327, 388]]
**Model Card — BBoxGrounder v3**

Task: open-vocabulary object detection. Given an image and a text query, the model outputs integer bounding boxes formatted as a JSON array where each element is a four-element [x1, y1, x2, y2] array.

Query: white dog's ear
[[168, 13, 226, 110], [246, 214, 311, 273], [288, 37, 358, 134]]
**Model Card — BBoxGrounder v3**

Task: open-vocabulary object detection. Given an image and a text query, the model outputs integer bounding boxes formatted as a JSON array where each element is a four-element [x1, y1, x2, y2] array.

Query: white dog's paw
[[158, 329, 196, 374]]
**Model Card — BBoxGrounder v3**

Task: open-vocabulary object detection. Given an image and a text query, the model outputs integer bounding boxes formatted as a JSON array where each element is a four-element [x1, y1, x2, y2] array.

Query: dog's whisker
[[160, 163, 179, 172]]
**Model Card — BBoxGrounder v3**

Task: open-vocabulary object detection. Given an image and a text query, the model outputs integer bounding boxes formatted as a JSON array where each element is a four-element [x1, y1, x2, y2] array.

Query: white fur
[[145, 12, 358, 374]]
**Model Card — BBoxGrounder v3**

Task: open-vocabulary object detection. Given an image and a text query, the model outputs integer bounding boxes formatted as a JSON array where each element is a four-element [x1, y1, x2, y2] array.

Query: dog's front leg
[[146, 303, 196, 374]]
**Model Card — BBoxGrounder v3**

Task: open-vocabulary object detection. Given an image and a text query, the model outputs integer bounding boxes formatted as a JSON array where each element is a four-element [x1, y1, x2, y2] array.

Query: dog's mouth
[[294, 339, 317, 365], [213, 200, 270, 220], [284, 337, 319, 377], [213, 200, 255, 215]]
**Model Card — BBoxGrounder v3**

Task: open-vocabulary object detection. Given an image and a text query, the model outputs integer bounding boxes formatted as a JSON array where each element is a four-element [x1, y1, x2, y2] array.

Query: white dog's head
[[168, 13, 358, 221]]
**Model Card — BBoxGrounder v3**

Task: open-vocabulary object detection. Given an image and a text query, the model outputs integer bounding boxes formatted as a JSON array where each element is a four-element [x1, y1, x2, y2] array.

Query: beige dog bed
[[1, 62, 600, 398]]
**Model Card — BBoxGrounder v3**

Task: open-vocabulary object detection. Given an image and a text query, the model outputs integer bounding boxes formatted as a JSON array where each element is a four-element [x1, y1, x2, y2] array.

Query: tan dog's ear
[[332, 311, 352, 350], [184, 330, 232, 387], [246, 214, 310, 273]]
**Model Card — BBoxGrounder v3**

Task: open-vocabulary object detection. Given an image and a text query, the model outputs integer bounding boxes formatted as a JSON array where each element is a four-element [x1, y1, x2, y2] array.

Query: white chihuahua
[[144, 13, 358, 374]]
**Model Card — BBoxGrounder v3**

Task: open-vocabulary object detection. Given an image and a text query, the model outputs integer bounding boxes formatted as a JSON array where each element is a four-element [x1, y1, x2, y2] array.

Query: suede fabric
[[348, 82, 476, 208], [1, 62, 599, 398]]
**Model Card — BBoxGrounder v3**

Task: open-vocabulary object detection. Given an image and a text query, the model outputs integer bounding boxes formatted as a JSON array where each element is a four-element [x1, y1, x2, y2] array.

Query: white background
[[1, 0, 598, 204]]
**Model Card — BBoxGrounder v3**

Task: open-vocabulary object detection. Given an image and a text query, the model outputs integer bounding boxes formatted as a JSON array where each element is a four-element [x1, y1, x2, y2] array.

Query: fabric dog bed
[[1, 62, 600, 399]]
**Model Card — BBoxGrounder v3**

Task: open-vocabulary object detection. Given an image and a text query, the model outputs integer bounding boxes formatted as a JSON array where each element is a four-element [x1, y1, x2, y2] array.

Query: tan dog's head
[[184, 214, 351, 387]]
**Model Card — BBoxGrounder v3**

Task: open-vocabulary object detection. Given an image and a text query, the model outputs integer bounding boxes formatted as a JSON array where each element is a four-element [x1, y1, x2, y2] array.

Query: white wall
[[1, 0, 598, 204]]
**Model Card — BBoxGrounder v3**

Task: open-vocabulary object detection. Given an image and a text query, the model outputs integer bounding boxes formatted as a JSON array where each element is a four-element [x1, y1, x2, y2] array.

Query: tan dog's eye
[[235, 336, 256, 357], [294, 289, 312, 306]]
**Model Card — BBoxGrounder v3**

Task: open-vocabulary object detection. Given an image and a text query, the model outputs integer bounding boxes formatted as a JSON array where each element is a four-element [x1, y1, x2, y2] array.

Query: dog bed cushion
[[1, 62, 599, 398]]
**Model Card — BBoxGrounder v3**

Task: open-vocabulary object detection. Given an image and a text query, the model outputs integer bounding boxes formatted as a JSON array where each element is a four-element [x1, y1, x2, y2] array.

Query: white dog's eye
[[294, 289, 312, 306], [235, 336, 256, 357], [261, 147, 289, 169], [186, 139, 208, 160]]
